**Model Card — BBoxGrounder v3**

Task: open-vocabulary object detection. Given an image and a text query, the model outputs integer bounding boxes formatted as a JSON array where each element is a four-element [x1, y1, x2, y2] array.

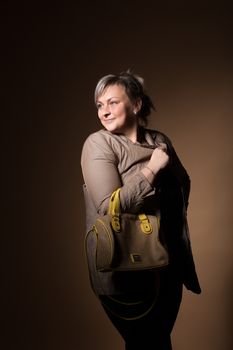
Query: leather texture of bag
[[85, 188, 169, 272]]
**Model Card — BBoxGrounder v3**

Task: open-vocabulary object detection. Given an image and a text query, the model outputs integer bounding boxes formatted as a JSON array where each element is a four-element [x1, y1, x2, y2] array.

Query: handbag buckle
[[139, 214, 153, 234], [111, 215, 121, 232]]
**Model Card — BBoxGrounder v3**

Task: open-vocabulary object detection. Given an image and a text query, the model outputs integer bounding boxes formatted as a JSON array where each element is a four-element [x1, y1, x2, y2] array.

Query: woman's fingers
[[157, 142, 167, 152]]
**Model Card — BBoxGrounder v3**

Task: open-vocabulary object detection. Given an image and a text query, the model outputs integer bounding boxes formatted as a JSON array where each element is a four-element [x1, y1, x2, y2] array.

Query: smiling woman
[[81, 71, 201, 350]]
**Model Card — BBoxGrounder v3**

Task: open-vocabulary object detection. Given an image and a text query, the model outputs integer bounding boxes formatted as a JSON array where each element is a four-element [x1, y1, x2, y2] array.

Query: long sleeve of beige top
[[81, 129, 159, 216]]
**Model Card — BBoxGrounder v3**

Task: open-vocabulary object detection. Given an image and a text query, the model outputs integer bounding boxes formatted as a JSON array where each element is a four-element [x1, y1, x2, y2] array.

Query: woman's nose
[[103, 111, 111, 117], [102, 105, 111, 118]]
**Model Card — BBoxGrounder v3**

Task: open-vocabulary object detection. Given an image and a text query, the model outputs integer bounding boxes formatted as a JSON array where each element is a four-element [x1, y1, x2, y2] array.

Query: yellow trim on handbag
[[108, 188, 159, 235]]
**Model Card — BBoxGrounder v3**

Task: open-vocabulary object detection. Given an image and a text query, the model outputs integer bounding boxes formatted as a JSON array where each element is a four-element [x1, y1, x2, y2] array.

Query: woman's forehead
[[97, 84, 127, 101]]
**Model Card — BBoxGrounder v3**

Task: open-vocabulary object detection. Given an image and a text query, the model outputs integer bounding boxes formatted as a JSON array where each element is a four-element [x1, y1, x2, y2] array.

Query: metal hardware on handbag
[[85, 188, 169, 272]]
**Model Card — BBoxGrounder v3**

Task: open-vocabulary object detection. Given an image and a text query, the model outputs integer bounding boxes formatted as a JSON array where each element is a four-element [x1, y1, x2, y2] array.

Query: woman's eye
[[96, 104, 102, 110], [110, 101, 118, 105]]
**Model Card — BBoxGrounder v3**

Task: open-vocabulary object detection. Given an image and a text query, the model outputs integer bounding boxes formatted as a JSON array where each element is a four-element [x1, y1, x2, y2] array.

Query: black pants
[[100, 267, 183, 350]]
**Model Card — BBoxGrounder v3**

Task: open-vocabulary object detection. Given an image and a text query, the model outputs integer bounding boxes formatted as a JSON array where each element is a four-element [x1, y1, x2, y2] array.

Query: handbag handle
[[108, 188, 154, 234]]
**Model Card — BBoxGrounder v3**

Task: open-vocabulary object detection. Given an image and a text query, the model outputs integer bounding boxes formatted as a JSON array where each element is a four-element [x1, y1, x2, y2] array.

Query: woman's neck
[[123, 125, 144, 144]]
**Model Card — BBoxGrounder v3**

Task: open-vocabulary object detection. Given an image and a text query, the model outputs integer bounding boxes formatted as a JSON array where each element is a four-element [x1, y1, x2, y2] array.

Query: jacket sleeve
[[169, 146, 191, 209], [157, 132, 190, 209], [81, 132, 155, 215]]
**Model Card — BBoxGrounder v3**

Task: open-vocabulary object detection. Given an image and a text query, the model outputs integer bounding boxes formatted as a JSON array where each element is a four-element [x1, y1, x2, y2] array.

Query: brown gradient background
[[2, 2, 233, 350]]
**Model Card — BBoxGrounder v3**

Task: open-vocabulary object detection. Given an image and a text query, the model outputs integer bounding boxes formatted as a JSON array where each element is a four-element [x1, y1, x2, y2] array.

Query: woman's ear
[[134, 98, 142, 114]]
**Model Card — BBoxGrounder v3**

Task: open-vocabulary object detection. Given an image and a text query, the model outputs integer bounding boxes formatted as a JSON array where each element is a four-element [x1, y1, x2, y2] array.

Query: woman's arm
[[81, 132, 156, 215]]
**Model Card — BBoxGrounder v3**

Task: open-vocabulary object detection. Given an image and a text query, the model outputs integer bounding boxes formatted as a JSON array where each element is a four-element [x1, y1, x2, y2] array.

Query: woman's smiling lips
[[103, 118, 115, 123]]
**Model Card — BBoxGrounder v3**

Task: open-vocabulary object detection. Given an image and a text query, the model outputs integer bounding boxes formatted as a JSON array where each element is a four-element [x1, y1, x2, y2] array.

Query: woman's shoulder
[[84, 129, 116, 144], [82, 129, 120, 159], [84, 128, 138, 149]]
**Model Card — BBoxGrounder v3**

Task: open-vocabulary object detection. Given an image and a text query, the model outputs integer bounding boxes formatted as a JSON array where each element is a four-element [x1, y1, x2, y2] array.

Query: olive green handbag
[[85, 188, 169, 272]]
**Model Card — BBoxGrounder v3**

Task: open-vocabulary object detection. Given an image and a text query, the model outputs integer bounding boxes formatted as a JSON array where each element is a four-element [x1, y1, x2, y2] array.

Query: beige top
[[81, 128, 180, 223], [81, 128, 201, 295]]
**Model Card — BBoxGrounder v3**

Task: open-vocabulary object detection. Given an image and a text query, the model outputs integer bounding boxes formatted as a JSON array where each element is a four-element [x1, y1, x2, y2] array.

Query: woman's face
[[96, 84, 140, 135]]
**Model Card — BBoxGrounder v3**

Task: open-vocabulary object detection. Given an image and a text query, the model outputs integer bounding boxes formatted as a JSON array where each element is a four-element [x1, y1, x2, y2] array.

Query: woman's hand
[[147, 143, 169, 175]]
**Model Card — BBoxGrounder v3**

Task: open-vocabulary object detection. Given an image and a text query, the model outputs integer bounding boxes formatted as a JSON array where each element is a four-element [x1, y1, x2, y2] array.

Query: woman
[[81, 71, 201, 350]]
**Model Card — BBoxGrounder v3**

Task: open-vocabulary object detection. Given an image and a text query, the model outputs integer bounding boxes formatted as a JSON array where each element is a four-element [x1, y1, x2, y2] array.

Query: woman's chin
[[103, 125, 119, 133]]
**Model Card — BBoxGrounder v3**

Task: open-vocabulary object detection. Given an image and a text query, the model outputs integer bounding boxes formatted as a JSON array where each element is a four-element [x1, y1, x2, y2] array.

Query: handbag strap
[[108, 188, 154, 234], [108, 188, 121, 216], [108, 188, 121, 232]]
